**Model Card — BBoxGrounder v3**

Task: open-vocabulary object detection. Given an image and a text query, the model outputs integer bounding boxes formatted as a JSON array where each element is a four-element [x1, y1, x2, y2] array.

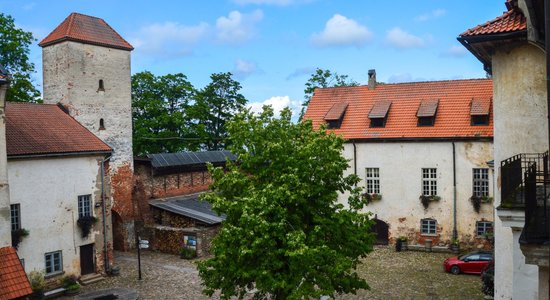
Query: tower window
[[98, 79, 105, 92], [99, 118, 105, 130]]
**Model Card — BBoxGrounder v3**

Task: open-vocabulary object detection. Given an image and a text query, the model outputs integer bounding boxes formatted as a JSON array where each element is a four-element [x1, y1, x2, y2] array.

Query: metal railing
[[500, 151, 550, 244]]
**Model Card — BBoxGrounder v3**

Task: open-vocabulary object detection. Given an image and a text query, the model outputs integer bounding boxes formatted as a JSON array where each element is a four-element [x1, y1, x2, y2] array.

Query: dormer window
[[369, 100, 391, 128], [417, 99, 439, 127], [470, 98, 491, 126], [98, 79, 105, 92], [324, 102, 348, 129]]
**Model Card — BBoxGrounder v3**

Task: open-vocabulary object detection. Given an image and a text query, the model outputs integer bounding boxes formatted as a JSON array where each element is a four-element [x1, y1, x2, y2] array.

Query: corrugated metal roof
[[150, 193, 225, 225], [147, 150, 236, 169]]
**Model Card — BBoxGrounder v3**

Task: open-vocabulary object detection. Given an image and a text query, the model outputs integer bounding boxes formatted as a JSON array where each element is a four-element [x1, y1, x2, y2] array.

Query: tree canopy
[[0, 13, 41, 102], [300, 68, 357, 119], [189, 72, 247, 151], [132, 71, 196, 155], [198, 106, 374, 300]]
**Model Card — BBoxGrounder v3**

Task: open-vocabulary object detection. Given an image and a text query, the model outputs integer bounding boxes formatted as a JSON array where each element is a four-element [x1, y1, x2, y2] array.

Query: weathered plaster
[[0, 82, 10, 247], [492, 43, 548, 299], [341, 141, 493, 247]]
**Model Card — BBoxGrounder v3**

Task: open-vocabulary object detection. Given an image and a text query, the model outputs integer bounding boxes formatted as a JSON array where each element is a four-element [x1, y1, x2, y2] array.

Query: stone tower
[[39, 13, 135, 250]]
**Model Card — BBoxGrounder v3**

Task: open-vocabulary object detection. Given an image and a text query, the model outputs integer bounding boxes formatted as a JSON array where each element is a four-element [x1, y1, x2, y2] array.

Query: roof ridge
[[316, 78, 491, 91]]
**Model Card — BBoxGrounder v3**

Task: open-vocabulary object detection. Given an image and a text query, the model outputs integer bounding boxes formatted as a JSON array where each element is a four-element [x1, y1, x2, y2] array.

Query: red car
[[443, 251, 493, 275]]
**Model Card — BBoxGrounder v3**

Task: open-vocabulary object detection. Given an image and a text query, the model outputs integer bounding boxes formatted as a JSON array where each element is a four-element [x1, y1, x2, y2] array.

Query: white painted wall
[[8, 155, 103, 276], [0, 82, 10, 247], [492, 43, 548, 300], [341, 140, 493, 245]]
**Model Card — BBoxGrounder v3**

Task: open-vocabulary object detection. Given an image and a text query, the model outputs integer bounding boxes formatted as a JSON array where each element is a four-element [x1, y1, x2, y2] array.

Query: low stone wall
[[147, 225, 220, 257]]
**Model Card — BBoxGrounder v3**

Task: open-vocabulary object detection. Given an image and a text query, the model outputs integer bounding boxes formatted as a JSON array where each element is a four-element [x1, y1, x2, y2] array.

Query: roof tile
[[416, 99, 439, 117], [324, 102, 348, 121], [460, 8, 526, 37], [303, 79, 493, 140], [6, 102, 112, 157], [0, 247, 33, 300], [39, 13, 133, 50], [471, 98, 491, 116]]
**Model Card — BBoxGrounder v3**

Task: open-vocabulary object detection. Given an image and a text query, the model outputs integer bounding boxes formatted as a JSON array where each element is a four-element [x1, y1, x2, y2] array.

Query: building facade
[[304, 73, 494, 248], [460, 1, 549, 298], [39, 13, 135, 251]]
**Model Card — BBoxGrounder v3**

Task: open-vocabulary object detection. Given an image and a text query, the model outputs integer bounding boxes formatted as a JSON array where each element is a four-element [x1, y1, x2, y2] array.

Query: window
[[324, 103, 348, 129], [476, 221, 493, 236], [417, 99, 438, 127], [78, 195, 92, 218], [369, 100, 391, 128], [99, 118, 105, 130], [417, 116, 435, 126], [365, 168, 380, 194], [422, 168, 437, 196], [370, 118, 386, 128], [473, 168, 489, 197], [471, 115, 489, 126], [45, 251, 62, 275], [10, 204, 20, 231], [98, 79, 105, 91], [326, 120, 342, 129], [421, 219, 437, 235]]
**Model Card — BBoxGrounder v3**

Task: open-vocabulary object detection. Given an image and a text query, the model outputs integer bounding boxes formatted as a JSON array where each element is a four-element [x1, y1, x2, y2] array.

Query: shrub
[[481, 261, 494, 296], [470, 195, 482, 213], [180, 247, 197, 259], [28, 270, 45, 292], [11, 228, 29, 249]]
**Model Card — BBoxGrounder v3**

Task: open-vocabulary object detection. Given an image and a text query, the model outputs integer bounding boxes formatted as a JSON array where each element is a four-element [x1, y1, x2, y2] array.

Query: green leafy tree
[[189, 72, 247, 150], [0, 13, 41, 102], [301, 68, 357, 119], [198, 106, 374, 300], [132, 71, 196, 155]]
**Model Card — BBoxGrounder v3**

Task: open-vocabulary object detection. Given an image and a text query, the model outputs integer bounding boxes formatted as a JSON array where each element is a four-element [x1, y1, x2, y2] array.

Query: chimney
[[368, 69, 376, 90]]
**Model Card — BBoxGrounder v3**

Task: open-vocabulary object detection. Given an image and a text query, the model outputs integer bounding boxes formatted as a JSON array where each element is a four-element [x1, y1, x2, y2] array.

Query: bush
[[11, 228, 29, 249], [179, 247, 197, 259], [28, 270, 45, 292], [481, 261, 494, 296]]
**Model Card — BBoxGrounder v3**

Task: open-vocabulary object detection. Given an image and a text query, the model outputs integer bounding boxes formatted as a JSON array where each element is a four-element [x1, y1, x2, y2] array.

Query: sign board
[[139, 244, 149, 249], [139, 240, 149, 245]]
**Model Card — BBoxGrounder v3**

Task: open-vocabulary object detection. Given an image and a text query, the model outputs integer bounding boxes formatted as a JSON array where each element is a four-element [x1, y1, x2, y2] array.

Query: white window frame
[[421, 218, 437, 235], [78, 195, 92, 218], [473, 168, 489, 197], [365, 168, 380, 194], [476, 221, 493, 236], [422, 168, 437, 196], [45, 251, 63, 275], [10, 204, 20, 231]]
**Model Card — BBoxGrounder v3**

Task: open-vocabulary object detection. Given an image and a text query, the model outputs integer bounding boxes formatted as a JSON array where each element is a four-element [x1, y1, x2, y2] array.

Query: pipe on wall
[[452, 142, 458, 240], [101, 155, 111, 273]]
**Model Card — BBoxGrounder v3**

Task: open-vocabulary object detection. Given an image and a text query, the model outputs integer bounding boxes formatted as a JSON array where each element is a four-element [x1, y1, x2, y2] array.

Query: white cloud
[[311, 14, 372, 48], [443, 45, 467, 57], [385, 27, 425, 49], [248, 96, 302, 118], [233, 59, 260, 79], [216, 10, 263, 44], [130, 21, 209, 57], [415, 9, 446, 22], [286, 66, 317, 80]]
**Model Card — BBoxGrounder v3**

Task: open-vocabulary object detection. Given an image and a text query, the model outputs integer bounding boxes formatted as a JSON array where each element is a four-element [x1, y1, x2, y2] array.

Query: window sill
[[44, 271, 64, 279], [421, 233, 437, 237]]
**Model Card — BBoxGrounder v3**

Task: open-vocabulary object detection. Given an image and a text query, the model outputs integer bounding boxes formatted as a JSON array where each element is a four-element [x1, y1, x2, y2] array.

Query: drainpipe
[[452, 142, 457, 240], [545, 1, 550, 298], [101, 155, 111, 273], [353, 141, 357, 182]]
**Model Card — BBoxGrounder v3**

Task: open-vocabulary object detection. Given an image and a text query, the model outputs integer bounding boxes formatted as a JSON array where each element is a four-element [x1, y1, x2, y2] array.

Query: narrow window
[[422, 168, 437, 196], [365, 168, 380, 194], [45, 251, 63, 275], [369, 100, 391, 128], [10, 204, 20, 231], [470, 98, 491, 126], [78, 195, 92, 218], [473, 168, 489, 197], [421, 218, 437, 235], [98, 79, 105, 92], [324, 103, 348, 129], [99, 118, 105, 130], [476, 221, 493, 236], [417, 99, 438, 127]]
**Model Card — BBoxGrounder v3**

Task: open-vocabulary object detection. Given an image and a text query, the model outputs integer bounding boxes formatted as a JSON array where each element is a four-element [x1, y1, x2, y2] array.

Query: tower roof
[[39, 12, 133, 51]]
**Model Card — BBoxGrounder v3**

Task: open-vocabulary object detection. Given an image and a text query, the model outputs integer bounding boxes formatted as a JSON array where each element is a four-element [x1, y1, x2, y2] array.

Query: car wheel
[[451, 265, 460, 275]]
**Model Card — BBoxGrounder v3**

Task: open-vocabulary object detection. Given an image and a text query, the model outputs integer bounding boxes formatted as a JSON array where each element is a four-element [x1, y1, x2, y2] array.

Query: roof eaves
[[8, 150, 112, 160]]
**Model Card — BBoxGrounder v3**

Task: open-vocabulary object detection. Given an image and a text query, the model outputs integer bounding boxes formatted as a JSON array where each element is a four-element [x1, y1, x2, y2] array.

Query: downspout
[[353, 142, 357, 178], [452, 142, 458, 240], [101, 155, 111, 273], [545, 1, 550, 299]]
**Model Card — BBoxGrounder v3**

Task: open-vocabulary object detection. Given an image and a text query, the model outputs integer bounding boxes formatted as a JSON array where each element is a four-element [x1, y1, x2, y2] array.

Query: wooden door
[[80, 244, 95, 275]]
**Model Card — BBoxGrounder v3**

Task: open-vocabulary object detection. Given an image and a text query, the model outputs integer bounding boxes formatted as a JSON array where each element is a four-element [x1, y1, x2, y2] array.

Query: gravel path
[[64, 246, 484, 300]]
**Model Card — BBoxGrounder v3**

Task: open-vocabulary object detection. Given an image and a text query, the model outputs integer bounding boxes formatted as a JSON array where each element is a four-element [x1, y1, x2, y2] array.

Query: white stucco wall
[[0, 83, 10, 247], [8, 155, 103, 276], [341, 140, 493, 245], [492, 43, 547, 300]]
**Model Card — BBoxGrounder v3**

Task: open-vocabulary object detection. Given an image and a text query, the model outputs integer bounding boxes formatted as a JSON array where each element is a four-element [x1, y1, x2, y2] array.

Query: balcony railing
[[500, 151, 550, 244]]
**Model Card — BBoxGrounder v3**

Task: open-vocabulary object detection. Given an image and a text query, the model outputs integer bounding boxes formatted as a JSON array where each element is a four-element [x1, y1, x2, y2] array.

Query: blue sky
[[2, 0, 505, 117]]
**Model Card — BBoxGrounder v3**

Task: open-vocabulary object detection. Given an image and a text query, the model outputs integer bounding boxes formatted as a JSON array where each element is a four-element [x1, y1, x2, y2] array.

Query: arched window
[[98, 79, 105, 92], [99, 118, 105, 130]]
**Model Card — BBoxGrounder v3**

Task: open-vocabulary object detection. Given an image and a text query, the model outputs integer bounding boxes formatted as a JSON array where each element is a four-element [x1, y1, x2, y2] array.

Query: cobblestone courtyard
[[68, 246, 485, 300]]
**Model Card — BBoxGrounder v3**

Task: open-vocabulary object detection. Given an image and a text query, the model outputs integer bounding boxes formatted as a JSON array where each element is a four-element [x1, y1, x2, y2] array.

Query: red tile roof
[[39, 12, 133, 50], [471, 98, 491, 116], [324, 102, 348, 121], [0, 247, 32, 300], [6, 102, 112, 157], [304, 79, 493, 140], [460, 8, 526, 37]]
